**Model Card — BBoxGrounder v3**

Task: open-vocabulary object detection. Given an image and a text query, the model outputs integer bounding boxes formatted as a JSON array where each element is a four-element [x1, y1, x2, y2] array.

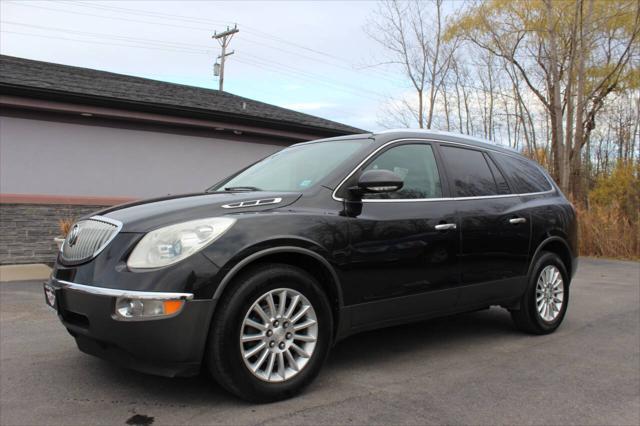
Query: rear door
[[437, 144, 531, 306]]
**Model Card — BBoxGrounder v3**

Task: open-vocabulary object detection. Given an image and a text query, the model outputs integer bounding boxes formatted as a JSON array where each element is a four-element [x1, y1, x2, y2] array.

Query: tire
[[206, 263, 333, 402], [511, 251, 570, 335]]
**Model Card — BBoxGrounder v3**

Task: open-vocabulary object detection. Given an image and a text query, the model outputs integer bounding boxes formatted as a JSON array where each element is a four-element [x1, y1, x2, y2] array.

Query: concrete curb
[[0, 264, 52, 282]]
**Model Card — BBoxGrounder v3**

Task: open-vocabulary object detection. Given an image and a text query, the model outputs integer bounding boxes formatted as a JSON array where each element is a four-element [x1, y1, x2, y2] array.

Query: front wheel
[[511, 252, 570, 334], [206, 264, 332, 402]]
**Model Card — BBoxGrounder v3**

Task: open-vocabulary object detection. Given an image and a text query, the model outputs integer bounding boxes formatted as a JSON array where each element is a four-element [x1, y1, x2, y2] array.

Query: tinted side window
[[484, 153, 511, 194], [493, 153, 552, 193], [363, 144, 442, 199], [439, 146, 499, 197]]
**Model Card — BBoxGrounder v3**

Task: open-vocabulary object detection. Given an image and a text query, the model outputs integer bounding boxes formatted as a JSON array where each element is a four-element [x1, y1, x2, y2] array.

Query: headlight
[[127, 217, 236, 269]]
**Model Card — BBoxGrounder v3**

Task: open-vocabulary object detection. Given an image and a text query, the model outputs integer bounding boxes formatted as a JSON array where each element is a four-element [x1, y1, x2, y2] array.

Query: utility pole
[[212, 25, 239, 91]]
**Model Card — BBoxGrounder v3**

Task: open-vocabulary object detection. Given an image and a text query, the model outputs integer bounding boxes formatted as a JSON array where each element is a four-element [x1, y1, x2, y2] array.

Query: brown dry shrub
[[58, 218, 76, 236], [578, 161, 640, 260], [577, 204, 639, 260]]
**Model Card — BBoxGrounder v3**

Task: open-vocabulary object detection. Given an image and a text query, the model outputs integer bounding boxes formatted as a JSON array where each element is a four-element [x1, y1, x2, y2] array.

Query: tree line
[[368, 0, 639, 258]]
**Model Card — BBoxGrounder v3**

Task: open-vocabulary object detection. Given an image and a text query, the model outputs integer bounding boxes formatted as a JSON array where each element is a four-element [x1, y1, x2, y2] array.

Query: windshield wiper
[[224, 186, 262, 192]]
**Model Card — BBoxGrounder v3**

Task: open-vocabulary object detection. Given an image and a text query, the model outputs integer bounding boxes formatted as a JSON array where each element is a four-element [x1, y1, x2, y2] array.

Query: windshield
[[210, 139, 369, 192]]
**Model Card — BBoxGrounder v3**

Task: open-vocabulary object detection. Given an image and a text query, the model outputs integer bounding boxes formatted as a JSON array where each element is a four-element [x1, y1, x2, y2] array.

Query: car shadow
[[330, 307, 519, 367], [82, 307, 518, 405]]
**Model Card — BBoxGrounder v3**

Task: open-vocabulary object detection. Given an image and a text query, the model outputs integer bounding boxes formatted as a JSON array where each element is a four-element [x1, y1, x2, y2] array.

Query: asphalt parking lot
[[1, 257, 638, 426]]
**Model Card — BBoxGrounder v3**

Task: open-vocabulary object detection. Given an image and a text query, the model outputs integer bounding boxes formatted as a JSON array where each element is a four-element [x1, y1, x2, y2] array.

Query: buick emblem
[[68, 224, 80, 247]]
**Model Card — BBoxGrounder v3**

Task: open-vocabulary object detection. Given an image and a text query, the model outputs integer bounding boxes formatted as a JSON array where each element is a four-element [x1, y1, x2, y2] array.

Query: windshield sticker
[[299, 179, 312, 188]]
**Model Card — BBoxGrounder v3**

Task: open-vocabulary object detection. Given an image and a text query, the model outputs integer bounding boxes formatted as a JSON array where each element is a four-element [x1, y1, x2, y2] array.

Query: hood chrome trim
[[221, 197, 283, 209]]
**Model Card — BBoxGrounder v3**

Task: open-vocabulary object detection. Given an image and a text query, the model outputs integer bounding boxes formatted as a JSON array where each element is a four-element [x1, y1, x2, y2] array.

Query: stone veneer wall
[[0, 204, 105, 265]]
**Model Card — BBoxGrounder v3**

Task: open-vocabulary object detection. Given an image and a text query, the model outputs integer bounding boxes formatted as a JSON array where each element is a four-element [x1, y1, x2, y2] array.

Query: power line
[[65, 0, 402, 80], [0, 31, 365, 123], [0, 30, 210, 55], [59, 0, 353, 64], [2, 24, 520, 105], [1, 21, 392, 101], [0, 29, 369, 120], [0, 29, 388, 104], [233, 57, 388, 103], [2, 3, 403, 112], [245, 54, 389, 100], [59, 0, 233, 27], [3, 1, 213, 33], [6, 0, 402, 81], [1, 21, 212, 52], [234, 37, 402, 85]]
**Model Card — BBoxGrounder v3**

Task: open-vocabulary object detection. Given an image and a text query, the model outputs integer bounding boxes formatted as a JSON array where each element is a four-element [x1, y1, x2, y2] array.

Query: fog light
[[114, 297, 185, 321]]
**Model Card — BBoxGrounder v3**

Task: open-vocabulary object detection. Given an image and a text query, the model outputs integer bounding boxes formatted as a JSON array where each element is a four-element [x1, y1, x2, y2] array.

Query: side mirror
[[355, 169, 404, 194]]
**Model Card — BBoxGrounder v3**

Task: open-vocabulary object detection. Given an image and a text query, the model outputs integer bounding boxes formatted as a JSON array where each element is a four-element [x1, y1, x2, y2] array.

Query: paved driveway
[[1, 258, 638, 425]]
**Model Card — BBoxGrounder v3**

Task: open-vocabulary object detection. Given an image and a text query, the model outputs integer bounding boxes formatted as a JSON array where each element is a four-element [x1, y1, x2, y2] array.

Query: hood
[[94, 191, 302, 232]]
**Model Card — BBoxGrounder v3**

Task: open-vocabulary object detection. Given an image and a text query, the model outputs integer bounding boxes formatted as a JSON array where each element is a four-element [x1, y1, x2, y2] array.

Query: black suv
[[45, 130, 577, 402]]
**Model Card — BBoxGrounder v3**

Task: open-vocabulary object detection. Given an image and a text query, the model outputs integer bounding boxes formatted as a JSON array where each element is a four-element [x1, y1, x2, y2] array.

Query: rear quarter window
[[493, 153, 552, 194]]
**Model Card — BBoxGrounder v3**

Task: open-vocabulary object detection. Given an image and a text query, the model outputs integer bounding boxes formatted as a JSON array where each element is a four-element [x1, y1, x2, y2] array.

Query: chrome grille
[[60, 216, 122, 264]]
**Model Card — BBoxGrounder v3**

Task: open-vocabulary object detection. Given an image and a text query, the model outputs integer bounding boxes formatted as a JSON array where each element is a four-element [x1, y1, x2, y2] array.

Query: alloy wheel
[[535, 265, 564, 322], [240, 288, 318, 382]]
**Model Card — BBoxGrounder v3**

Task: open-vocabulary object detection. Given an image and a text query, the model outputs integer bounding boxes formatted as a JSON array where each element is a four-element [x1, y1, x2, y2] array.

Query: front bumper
[[45, 278, 215, 377]]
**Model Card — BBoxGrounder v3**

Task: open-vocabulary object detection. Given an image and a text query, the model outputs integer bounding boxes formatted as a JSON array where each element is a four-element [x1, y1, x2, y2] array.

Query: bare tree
[[367, 0, 638, 211], [367, 0, 459, 128], [448, 0, 640, 198]]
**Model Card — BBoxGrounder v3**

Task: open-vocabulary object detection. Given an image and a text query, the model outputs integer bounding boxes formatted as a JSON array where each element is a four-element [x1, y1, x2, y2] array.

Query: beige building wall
[[0, 115, 286, 199]]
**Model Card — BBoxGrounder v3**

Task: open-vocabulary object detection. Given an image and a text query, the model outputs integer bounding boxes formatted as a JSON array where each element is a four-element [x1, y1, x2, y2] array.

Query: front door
[[340, 142, 460, 329]]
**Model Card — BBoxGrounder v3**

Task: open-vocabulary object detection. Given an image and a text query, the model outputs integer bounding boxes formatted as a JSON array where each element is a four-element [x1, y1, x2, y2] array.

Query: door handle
[[435, 223, 457, 231], [509, 217, 527, 225]]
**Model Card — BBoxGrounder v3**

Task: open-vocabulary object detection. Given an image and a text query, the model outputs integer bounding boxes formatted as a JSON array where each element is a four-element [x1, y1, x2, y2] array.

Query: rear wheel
[[511, 252, 570, 334], [207, 264, 332, 402]]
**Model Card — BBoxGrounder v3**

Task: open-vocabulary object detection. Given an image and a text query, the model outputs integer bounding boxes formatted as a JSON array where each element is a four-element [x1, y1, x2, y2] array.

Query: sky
[[0, 0, 414, 131]]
